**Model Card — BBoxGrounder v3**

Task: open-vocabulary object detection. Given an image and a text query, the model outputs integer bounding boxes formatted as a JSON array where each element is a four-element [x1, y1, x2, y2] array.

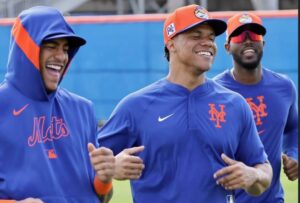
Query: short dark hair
[[164, 46, 170, 62]]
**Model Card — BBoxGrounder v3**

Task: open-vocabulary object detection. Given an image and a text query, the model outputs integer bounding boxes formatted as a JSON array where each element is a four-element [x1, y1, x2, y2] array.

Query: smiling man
[[0, 6, 115, 203], [97, 5, 272, 203], [214, 12, 298, 203], [39, 38, 70, 93]]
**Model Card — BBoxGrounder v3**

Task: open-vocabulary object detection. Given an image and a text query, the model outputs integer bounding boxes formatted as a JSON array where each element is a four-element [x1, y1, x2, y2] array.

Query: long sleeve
[[283, 82, 298, 160]]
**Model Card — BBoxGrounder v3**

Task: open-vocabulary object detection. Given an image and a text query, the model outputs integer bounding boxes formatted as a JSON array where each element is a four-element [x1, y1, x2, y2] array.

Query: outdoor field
[[110, 170, 298, 203]]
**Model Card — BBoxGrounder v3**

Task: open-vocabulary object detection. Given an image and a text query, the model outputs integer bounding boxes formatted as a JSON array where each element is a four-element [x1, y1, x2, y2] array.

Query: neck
[[167, 63, 206, 91], [231, 64, 262, 84]]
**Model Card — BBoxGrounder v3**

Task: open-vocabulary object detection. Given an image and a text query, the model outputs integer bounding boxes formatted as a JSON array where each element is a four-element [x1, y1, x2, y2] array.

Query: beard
[[232, 51, 263, 70]]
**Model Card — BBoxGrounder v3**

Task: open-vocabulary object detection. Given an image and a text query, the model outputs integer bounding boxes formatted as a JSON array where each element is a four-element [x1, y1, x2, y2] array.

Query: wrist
[[94, 177, 113, 195]]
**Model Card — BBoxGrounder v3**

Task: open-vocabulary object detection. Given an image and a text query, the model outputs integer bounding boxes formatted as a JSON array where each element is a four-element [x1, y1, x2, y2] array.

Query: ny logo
[[246, 96, 267, 126], [209, 103, 226, 128]]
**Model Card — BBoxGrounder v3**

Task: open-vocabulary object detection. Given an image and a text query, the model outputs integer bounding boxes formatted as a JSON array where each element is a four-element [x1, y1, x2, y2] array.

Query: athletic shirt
[[0, 6, 101, 202], [98, 78, 268, 203], [214, 68, 298, 203]]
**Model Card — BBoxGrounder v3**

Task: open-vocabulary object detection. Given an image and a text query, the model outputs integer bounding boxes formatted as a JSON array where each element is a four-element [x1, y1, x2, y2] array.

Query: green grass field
[[110, 171, 298, 203]]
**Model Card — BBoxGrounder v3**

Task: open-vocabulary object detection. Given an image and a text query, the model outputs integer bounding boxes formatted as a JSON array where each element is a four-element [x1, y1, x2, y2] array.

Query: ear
[[224, 42, 230, 54], [166, 39, 175, 52]]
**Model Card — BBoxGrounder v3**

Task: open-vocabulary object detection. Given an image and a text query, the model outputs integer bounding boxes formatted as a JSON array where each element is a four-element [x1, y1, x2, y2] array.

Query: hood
[[5, 6, 86, 101]]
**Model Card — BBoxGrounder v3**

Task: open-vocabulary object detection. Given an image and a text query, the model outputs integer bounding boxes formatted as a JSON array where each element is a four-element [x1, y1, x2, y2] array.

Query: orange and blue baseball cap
[[226, 12, 266, 40], [163, 4, 227, 44]]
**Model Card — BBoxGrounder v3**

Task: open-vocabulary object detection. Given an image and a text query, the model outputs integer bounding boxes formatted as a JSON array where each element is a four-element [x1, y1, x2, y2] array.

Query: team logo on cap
[[194, 6, 208, 19], [166, 23, 176, 37], [239, 14, 253, 24]]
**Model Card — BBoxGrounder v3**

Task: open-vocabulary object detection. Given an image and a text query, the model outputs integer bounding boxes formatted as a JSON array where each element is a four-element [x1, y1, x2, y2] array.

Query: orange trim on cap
[[12, 17, 40, 70], [93, 177, 113, 195]]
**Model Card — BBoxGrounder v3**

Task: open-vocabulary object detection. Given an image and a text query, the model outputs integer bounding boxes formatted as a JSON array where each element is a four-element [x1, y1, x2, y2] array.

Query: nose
[[54, 47, 68, 62], [243, 32, 253, 43], [200, 39, 216, 53], [201, 39, 214, 47]]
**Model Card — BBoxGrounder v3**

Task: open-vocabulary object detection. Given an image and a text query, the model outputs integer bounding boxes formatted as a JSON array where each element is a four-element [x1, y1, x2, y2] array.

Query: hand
[[214, 153, 257, 191], [16, 198, 44, 203], [88, 143, 115, 183], [114, 146, 145, 180], [282, 154, 298, 181]]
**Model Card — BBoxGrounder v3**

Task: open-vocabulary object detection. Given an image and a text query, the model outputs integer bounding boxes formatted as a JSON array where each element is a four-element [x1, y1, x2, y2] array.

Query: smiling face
[[39, 38, 69, 93], [168, 24, 217, 74], [226, 29, 264, 70]]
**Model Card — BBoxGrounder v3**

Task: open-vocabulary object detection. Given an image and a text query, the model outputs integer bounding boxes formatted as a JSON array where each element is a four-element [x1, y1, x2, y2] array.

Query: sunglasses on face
[[229, 30, 263, 43]]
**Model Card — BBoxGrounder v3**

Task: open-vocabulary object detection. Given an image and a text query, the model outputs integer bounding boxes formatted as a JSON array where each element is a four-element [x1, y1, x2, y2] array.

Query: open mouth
[[45, 64, 64, 78], [242, 48, 257, 58], [196, 51, 213, 57], [46, 64, 63, 71]]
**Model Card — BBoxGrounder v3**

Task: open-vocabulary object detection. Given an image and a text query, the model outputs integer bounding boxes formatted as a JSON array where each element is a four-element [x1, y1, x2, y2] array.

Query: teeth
[[47, 64, 62, 71], [197, 51, 212, 56], [243, 49, 255, 54]]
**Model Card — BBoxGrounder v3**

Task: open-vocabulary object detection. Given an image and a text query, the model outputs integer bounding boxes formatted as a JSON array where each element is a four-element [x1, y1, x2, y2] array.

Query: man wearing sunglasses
[[214, 12, 298, 203]]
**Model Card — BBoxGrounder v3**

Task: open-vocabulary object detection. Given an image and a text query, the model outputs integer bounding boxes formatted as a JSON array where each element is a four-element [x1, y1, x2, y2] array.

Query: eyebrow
[[191, 29, 215, 35], [43, 40, 69, 47]]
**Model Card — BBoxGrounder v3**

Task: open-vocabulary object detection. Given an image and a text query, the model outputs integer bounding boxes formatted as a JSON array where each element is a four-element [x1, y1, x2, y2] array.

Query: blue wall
[[0, 15, 297, 120]]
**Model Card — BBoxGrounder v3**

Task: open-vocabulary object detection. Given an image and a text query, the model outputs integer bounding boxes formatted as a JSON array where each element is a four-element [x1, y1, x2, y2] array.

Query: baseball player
[[214, 12, 298, 203], [98, 5, 272, 203], [0, 6, 115, 202]]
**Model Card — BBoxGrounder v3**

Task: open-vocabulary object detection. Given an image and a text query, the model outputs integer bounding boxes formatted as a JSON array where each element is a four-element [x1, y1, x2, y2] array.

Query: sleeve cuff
[[93, 177, 113, 195], [284, 147, 298, 160]]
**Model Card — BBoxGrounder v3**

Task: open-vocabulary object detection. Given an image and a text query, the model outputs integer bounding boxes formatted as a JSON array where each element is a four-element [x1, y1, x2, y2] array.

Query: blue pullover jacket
[[0, 6, 101, 202]]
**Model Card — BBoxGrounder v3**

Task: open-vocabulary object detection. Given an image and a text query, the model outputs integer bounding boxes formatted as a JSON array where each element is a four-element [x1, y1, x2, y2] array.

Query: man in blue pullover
[[97, 5, 272, 203], [0, 6, 115, 203], [214, 12, 298, 203]]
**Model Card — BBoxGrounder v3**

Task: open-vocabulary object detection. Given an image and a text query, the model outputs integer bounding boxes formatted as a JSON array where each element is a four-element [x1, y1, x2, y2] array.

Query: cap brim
[[178, 19, 227, 37], [44, 33, 86, 47], [230, 23, 266, 37]]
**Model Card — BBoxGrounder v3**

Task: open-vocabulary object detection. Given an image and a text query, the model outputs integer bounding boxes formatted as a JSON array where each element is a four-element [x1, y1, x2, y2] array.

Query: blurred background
[[0, 0, 297, 121], [0, 0, 298, 17], [0, 1, 298, 203]]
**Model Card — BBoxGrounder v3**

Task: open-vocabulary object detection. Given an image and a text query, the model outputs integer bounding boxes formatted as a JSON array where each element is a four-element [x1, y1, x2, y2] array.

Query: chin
[[195, 67, 210, 75], [199, 64, 211, 71], [45, 85, 58, 93]]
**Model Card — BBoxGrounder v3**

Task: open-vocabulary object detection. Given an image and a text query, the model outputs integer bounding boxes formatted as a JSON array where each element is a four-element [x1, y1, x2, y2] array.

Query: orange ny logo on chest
[[246, 96, 267, 126], [209, 103, 226, 128]]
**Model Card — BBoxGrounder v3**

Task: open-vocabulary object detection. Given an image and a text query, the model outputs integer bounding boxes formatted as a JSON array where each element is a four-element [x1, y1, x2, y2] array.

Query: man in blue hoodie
[[0, 6, 115, 203]]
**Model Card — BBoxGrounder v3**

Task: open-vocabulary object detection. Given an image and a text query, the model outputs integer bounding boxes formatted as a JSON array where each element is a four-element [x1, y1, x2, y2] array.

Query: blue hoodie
[[0, 6, 101, 202]]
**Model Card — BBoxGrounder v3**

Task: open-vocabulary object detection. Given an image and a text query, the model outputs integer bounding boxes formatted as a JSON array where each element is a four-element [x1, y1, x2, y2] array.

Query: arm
[[214, 153, 272, 196], [282, 82, 298, 180], [282, 81, 298, 159], [88, 143, 115, 202], [93, 177, 113, 203], [245, 161, 272, 195]]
